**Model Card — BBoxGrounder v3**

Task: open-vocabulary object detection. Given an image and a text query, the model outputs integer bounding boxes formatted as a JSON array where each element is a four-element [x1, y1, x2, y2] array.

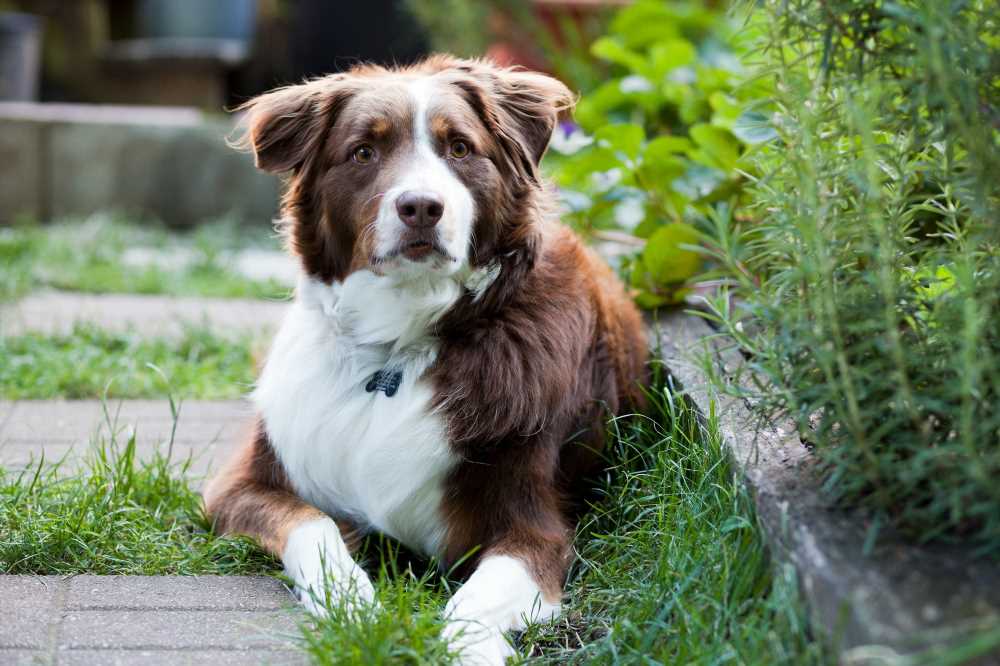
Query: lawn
[[0, 323, 257, 400], [0, 365, 831, 664], [0, 215, 291, 302]]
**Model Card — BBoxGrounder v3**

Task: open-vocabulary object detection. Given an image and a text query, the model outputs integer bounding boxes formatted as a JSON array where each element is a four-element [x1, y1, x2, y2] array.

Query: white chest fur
[[253, 270, 475, 556]]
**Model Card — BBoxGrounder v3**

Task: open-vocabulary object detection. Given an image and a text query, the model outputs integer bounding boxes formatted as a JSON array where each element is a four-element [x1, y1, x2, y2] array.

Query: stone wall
[[0, 102, 280, 227]]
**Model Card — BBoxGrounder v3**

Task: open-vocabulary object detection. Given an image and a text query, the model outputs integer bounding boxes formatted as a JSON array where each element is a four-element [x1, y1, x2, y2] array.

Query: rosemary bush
[[702, 0, 1000, 552]]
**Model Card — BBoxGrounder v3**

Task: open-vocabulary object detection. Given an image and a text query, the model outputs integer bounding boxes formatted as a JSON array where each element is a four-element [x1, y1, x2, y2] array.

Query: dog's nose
[[396, 191, 444, 228]]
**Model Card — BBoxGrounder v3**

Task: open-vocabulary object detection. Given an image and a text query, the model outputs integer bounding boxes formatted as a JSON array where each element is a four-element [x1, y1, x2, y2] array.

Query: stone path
[[0, 291, 288, 338], [1, 289, 302, 663], [0, 399, 250, 478], [0, 576, 306, 665]]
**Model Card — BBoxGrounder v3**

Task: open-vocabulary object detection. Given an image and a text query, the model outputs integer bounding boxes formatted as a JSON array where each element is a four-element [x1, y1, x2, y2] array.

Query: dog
[[204, 55, 648, 665]]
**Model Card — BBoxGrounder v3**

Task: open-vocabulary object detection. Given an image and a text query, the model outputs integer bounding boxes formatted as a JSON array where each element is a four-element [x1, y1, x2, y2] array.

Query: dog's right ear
[[232, 75, 355, 174]]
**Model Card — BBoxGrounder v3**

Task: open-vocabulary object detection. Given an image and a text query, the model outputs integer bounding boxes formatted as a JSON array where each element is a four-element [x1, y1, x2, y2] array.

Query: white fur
[[283, 517, 376, 614], [443, 555, 562, 665], [372, 77, 476, 275], [255, 271, 463, 556]]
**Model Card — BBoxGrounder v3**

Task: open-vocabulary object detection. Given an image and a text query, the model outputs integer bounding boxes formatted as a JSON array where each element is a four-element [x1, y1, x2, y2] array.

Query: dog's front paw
[[283, 518, 376, 617], [442, 621, 514, 666], [293, 559, 376, 617]]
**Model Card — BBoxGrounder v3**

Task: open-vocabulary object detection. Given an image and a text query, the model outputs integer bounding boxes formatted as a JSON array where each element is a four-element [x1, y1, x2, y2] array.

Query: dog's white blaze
[[372, 76, 476, 273], [443, 555, 562, 665], [283, 517, 375, 613]]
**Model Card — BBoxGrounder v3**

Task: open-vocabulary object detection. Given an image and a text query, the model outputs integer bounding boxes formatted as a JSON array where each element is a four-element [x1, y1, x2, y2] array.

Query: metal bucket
[[0, 12, 42, 101]]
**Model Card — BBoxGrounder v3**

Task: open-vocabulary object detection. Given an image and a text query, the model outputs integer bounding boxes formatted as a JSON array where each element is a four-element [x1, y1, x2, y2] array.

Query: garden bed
[[656, 309, 1000, 660]]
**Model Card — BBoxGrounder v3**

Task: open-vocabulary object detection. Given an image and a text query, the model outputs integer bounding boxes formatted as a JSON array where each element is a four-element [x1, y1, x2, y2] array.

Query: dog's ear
[[492, 68, 575, 167], [448, 60, 575, 182], [232, 75, 355, 174]]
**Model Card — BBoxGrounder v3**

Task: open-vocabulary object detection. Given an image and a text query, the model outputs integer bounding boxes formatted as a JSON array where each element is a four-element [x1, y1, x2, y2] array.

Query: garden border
[[653, 309, 1000, 658]]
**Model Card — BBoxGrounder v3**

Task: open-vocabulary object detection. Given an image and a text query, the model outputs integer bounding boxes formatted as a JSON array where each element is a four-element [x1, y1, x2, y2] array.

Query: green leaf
[[638, 146, 686, 187], [648, 39, 697, 79], [642, 222, 702, 286], [689, 124, 741, 171], [635, 290, 674, 309], [609, 2, 681, 49], [731, 111, 779, 145], [555, 146, 623, 186], [591, 37, 646, 73], [644, 135, 694, 158], [574, 81, 628, 131], [708, 92, 742, 130], [596, 124, 645, 161]]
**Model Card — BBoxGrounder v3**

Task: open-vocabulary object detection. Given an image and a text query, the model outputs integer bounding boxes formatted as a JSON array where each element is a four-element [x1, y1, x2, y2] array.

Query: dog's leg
[[204, 425, 375, 615], [441, 544, 566, 665]]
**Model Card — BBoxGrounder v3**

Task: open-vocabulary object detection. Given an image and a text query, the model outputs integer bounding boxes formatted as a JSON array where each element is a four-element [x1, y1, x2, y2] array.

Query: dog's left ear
[[491, 68, 575, 168], [450, 60, 575, 182]]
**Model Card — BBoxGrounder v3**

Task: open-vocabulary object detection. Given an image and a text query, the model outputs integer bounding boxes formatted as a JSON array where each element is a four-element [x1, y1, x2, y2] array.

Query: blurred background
[[0, 0, 621, 228]]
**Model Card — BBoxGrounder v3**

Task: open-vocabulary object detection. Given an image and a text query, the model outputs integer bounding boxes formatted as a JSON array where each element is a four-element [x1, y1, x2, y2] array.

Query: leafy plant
[[701, 0, 1000, 553], [547, 0, 774, 307]]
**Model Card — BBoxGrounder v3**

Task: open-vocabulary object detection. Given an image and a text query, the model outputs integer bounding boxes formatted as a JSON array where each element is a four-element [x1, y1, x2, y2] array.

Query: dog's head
[[235, 56, 573, 284]]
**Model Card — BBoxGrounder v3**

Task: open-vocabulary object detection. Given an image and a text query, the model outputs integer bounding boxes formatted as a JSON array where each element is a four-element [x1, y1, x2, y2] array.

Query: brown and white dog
[[204, 55, 647, 664]]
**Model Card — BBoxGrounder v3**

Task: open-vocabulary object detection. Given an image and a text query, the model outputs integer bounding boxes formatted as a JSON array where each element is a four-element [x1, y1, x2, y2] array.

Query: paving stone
[[0, 400, 14, 438], [0, 291, 288, 338], [57, 649, 308, 666], [0, 650, 52, 665], [59, 610, 300, 651], [66, 576, 294, 611], [0, 400, 251, 477], [233, 249, 298, 286], [2, 400, 252, 442], [0, 576, 61, 649]]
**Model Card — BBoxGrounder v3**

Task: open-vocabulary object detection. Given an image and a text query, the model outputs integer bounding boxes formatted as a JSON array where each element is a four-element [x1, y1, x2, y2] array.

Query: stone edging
[[653, 310, 1000, 659]]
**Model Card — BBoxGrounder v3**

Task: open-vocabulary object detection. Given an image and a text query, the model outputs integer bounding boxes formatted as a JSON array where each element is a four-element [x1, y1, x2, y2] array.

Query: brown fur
[[210, 56, 648, 604]]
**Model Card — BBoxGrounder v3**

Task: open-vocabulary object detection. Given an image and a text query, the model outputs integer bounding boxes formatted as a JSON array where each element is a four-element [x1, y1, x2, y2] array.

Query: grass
[[298, 366, 832, 665], [0, 215, 291, 302], [0, 324, 257, 400], [0, 430, 274, 575], [0, 362, 831, 663]]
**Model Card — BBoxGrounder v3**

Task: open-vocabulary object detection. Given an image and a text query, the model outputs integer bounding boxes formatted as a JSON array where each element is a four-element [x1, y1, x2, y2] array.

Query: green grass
[[0, 431, 274, 575], [0, 324, 257, 400], [298, 367, 831, 665], [0, 362, 829, 662], [0, 215, 290, 302]]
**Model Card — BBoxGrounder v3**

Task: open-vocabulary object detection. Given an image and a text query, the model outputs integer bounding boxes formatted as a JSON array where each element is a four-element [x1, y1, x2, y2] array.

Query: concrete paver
[[60, 609, 300, 650], [0, 291, 288, 338], [0, 576, 306, 665], [0, 400, 252, 477], [66, 576, 293, 611], [57, 649, 307, 665]]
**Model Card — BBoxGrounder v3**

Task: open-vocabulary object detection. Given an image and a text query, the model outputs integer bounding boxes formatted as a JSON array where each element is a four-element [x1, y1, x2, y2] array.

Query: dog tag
[[365, 369, 403, 397]]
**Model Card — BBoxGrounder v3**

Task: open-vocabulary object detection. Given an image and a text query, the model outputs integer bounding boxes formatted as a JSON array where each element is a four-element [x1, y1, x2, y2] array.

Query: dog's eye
[[449, 140, 471, 159], [353, 145, 376, 163]]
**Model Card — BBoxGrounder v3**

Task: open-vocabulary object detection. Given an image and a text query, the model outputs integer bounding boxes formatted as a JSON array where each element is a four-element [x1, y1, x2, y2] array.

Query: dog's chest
[[253, 274, 461, 556]]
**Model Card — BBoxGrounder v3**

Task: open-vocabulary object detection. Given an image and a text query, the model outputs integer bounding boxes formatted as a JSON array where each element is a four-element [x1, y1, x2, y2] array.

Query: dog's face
[[237, 57, 573, 283]]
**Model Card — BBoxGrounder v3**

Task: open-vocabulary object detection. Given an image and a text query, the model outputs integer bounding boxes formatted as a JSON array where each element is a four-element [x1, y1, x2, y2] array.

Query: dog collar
[[365, 369, 403, 397]]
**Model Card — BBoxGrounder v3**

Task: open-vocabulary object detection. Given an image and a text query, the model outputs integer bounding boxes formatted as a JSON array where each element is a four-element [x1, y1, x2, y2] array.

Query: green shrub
[[701, 0, 1000, 552], [547, 0, 773, 307]]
